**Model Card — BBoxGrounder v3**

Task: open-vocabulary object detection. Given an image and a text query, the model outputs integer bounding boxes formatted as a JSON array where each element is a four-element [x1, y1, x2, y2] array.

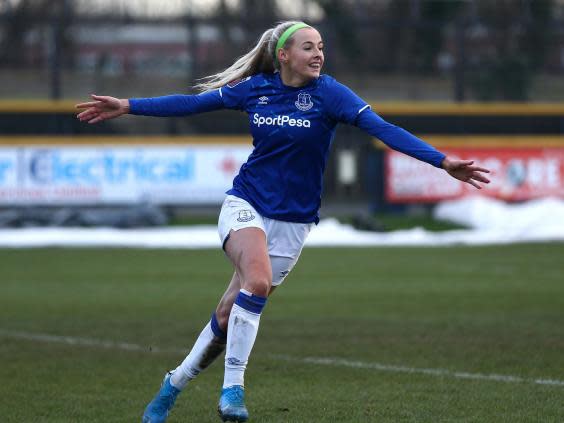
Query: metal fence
[[1, 2, 563, 102]]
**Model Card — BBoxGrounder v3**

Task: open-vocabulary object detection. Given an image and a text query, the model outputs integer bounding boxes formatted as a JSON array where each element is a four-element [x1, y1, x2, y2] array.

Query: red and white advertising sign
[[386, 148, 564, 203]]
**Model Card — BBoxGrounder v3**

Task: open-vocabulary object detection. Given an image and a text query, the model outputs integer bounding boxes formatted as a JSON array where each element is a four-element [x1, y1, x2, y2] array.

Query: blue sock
[[234, 289, 267, 314], [211, 312, 227, 341]]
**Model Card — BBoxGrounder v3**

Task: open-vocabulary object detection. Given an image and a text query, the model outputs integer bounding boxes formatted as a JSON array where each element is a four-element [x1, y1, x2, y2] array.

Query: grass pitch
[[1, 244, 563, 422]]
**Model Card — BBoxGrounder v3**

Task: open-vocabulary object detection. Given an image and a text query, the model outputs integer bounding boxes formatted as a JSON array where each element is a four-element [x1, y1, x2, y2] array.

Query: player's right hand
[[75, 94, 130, 124]]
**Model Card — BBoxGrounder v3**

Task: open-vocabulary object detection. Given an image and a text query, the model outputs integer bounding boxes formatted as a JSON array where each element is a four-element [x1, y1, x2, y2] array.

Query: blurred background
[[1, 0, 563, 230], [3, 4, 564, 421]]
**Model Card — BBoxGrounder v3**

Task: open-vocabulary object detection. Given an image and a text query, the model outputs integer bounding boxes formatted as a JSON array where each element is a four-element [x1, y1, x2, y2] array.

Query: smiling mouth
[[309, 63, 322, 70]]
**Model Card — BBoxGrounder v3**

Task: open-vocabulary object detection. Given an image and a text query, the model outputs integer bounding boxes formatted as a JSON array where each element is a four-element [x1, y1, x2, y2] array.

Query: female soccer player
[[76, 21, 490, 423]]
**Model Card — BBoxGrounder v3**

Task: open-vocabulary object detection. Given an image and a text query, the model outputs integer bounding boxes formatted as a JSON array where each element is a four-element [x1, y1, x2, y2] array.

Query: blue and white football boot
[[142, 372, 181, 423], [217, 385, 249, 422]]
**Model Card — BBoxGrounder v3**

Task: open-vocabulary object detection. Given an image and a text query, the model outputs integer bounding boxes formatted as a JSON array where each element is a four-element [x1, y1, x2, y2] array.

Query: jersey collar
[[275, 72, 320, 91]]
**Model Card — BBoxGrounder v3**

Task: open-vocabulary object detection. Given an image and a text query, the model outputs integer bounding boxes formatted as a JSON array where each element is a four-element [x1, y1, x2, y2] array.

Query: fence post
[[453, 18, 466, 102], [48, 17, 62, 100]]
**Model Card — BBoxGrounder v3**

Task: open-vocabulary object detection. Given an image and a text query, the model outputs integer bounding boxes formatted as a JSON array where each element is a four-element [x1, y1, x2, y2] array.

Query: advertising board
[[386, 147, 564, 202], [0, 145, 252, 205]]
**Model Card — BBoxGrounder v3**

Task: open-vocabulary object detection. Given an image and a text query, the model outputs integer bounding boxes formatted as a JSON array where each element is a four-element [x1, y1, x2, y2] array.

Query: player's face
[[283, 28, 324, 82]]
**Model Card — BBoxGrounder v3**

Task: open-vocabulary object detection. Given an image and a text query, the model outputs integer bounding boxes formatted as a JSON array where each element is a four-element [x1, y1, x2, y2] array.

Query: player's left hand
[[441, 157, 491, 189]]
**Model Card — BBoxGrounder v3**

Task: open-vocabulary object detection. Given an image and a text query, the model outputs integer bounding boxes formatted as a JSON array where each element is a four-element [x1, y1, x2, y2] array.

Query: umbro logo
[[227, 357, 245, 366], [258, 96, 269, 105]]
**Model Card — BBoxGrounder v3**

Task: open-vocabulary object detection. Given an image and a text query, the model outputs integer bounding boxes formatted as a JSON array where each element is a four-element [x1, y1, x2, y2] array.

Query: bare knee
[[214, 266, 271, 331], [242, 273, 271, 297], [214, 278, 269, 328]]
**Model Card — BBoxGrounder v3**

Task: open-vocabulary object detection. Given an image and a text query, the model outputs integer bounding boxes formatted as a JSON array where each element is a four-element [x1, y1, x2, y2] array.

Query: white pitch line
[[0, 329, 185, 355], [2, 329, 563, 388], [272, 356, 564, 387]]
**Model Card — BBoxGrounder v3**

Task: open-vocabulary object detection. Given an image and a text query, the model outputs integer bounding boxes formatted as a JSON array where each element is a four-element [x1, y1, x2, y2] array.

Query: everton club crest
[[237, 209, 255, 222], [295, 92, 313, 111]]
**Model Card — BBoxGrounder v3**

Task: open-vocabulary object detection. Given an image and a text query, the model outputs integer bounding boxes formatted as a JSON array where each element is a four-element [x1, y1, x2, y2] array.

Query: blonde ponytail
[[194, 21, 305, 92]]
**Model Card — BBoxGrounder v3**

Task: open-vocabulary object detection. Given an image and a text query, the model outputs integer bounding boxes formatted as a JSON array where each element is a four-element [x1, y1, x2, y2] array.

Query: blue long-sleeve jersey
[[130, 73, 445, 223]]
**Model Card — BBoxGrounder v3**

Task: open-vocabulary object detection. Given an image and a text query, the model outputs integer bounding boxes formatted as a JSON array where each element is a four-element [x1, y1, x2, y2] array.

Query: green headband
[[275, 22, 311, 64]]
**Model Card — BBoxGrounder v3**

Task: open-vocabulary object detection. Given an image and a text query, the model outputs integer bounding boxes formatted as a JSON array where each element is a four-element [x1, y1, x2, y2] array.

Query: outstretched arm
[[76, 95, 130, 124], [76, 90, 224, 123], [356, 110, 490, 189]]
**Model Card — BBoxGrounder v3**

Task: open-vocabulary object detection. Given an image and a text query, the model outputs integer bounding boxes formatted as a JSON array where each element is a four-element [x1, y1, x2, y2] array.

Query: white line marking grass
[[0, 329, 185, 355], [272, 355, 564, 387], [2, 329, 563, 388]]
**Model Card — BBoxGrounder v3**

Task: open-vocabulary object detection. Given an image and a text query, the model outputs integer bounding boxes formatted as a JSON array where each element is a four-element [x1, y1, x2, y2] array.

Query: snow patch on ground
[[1, 197, 563, 248]]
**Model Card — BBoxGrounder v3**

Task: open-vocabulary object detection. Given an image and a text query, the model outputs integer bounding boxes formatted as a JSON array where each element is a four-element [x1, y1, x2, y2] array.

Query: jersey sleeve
[[325, 79, 371, 125], [356, 110, 446, 168], [129, 90, 224, 117], [218, 76, 253, 111], [128, 75, 254, 116]]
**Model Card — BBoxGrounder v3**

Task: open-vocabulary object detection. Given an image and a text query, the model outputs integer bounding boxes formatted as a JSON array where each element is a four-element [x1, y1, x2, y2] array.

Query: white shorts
[[218, 195, 314, 286]]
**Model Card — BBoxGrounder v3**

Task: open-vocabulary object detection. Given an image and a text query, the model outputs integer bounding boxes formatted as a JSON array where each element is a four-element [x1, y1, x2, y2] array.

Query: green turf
[[1, 245, 563, 422]]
